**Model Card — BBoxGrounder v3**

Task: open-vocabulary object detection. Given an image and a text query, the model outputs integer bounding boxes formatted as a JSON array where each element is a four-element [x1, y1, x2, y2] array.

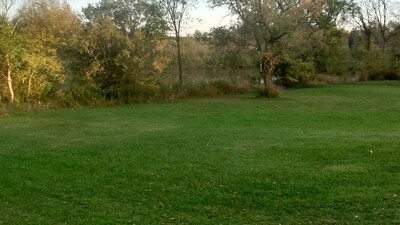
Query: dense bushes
[[0, 0, 400, 111]]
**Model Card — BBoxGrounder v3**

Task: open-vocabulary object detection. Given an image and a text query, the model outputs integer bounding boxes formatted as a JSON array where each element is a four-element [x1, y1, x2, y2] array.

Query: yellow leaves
[[18, 49, 65, 98]]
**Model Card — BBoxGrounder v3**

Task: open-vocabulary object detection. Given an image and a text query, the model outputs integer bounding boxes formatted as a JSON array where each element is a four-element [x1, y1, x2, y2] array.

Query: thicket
[[0, 0, 399, 110]]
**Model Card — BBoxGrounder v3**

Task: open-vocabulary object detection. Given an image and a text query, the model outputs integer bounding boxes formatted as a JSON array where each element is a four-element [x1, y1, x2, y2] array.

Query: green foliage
[[75, 18, 132, 99], [66, 0, 168, 102], [360, 50, 400, 80], [309, 0, 357, 30], [9, 1, 82, 102], [0, 0, 171, 105], [313, 29, 351, 75], [0, 17, 22, 57], [83, 0, 167, 38], [0, 0, 400, 106], [164, 79, 252, 99], [274, 58, 316, 87], [0, 16, 24, 102], [205, 26, 258, 79], [193, 30, 210, 42]]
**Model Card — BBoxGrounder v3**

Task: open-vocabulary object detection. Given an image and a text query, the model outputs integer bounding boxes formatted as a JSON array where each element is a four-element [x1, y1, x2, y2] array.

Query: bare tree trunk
[[382, 0, 387, 54], [5, 53, 14, 103], [263, 67, 272, 92], [176, 36, 183, 86], [27, 73, 32, 99], [262, 64, 276, 97], [260, 52, 279, 98], [366, 30, 371, 52]]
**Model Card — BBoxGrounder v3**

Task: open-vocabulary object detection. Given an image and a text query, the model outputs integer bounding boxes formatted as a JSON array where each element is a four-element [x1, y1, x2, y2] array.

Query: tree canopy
[[0, 0, 399, 106]]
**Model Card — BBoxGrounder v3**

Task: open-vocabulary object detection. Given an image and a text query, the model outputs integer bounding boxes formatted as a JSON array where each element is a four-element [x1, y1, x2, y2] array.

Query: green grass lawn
[[1, 82, 400, 224]]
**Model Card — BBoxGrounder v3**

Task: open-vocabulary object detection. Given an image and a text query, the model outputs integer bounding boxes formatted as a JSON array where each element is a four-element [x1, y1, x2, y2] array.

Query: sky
[[66, 0, 234, 35]]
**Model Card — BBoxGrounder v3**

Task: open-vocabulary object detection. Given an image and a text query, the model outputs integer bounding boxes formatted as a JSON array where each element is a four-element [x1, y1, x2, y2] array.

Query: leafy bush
[[274, 58, 316, 87], [120, 82, 161, 103]]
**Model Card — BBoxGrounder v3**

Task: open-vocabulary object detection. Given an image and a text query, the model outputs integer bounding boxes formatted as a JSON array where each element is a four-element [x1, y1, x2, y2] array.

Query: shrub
[[0, 103, 9, 116], [119, 82, 161, 103], [273, 59, 316, 88], [257, 82, 281, 98], [161, 80, 252, 100]]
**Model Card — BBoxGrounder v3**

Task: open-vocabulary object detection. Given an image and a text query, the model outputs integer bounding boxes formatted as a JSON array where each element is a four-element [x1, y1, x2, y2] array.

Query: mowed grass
[[1, 82, 400, 224]]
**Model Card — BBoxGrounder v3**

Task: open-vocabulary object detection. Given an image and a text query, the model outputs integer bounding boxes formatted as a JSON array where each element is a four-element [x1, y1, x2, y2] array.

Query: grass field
[[1, 82, 400, 224]]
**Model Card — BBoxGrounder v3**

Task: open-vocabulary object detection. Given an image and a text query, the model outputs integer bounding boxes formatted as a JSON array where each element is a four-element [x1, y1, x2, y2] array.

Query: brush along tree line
[[0, 0, 399, 105]]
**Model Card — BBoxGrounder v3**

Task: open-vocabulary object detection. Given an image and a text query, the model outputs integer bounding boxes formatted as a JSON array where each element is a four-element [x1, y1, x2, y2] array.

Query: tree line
[[0, 0, 399, 107]]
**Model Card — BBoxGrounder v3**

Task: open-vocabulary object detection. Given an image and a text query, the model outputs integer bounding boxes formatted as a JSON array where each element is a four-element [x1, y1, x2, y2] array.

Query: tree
[[301, 0, 356, 74], [0, 0, 22, 103], [210, 0, 301, 97], [209, 0, 358, 92], [83, 0, 166, 38], [207, 26, 257, 71], [353, 0, 375, 51], [193, 30, 209, 42], [160, 0, 197, 86], [14, 0, 81, 101], [78, 0, 167, 101], [371, 0, 400, 53], [0, 18, 23, 103], [303, 0, 356, 30], [0, 0, 17, 18], [354, 0, 400, 53]]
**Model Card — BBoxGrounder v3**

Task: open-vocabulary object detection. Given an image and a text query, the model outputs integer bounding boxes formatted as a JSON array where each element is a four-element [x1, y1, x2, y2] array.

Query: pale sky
[[66, 0, 234, 35]]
